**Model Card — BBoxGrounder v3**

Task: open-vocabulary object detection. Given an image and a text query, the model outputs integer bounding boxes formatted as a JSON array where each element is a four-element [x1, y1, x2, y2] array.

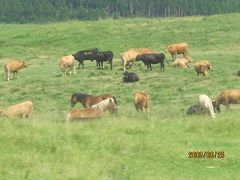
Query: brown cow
[[213, 89, 240, 112], [0, 101, 33, 118], [66, 108, 103, 122], [133, 92, 150, 113], [4, 60, 27, 81], [121, 48, 155, 71], [165, 43, 189, 60], [58, 55, 76, 76], [194, 60, 213, 76], [172, 57, 192, 68]]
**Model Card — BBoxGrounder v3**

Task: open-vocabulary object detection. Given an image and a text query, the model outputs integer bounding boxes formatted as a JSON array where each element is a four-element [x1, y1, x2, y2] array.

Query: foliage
[[0, 0, 240, 23]]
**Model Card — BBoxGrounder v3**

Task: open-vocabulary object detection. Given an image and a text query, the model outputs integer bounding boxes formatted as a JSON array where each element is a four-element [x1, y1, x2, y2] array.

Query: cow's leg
[[6, 71, 9, 81], [150, 64, 152, 71], [73, 65, 76, 75], [123, 61, 127, 71], [110, 61, 112, 70], [101, 61, 103, 69]]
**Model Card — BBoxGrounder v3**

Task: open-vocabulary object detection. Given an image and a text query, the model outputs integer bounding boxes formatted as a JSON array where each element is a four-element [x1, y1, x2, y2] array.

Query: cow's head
[[135, 55, 141, 61], [212, 98, 220, 113], [22, 61, 28, 67], [70, 94, 78, 107]]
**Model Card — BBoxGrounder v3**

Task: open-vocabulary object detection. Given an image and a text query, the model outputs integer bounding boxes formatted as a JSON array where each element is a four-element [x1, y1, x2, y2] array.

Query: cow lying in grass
[[0, 101, 33, 118], [122, 71, 139, 83], [4, 60, 27, 81], [172, 57, 192, 68], [66, 98, 117, 121]]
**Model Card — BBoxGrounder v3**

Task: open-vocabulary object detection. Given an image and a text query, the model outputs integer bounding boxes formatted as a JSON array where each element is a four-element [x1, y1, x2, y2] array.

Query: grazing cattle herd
[[1, 42, 240, 121]]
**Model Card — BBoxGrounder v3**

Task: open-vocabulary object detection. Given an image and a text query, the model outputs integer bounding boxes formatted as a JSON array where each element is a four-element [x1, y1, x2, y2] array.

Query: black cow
[[136, 53, 166, 71], [95, 51, 114, 70], [122, 71, 139, 83], [72, 48, 99, 69]]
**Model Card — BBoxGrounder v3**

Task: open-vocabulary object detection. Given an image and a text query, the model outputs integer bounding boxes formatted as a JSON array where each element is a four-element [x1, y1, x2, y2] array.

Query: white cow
[[198, 94, 215, 118]]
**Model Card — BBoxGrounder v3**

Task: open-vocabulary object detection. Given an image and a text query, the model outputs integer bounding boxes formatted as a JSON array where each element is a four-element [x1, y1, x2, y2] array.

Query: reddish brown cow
[[213, 89, 240, 112], [0, 101, 33, 118], [194, 60, 213, 76], [4, 60, 27, 81], [165, 43, 189, 60], [133, 92, 150, 113]]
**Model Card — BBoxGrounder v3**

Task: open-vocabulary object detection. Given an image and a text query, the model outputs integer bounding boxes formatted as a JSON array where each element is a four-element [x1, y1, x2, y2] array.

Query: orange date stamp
[[188, 151, 224, 158]]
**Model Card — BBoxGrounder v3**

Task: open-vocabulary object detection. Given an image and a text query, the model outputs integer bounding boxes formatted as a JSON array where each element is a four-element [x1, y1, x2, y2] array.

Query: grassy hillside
[[0, 13, 240, 179]]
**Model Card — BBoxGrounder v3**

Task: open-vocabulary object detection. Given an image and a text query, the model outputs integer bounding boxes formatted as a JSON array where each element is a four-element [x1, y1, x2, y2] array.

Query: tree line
[[0, 0, 239, 23]]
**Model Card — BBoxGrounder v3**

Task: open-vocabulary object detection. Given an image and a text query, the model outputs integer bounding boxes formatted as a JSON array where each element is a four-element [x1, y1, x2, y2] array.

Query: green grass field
[[0, 13, 240, 179]]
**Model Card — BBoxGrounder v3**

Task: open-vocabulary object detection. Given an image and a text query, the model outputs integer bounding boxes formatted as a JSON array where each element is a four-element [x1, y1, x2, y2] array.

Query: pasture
[[0, 13, 240, 179]]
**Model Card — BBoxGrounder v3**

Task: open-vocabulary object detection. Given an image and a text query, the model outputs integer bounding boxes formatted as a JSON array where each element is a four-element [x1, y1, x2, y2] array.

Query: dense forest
[[0, 0, 239, 23]]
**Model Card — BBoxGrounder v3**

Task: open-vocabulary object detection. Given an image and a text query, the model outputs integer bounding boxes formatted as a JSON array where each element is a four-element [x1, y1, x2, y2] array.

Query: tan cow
[[194, 60, 213, 76], [58, 55, 76, 76], [0, 101, 33, 118], [172, 57, 192, 68], [165, 43, 189, 60], [213, 89, 240, 112], [121, 48, 155, 71], [133, 92, 150, 113], [66, 108, 103, 122], [4, 60, 27, 81]]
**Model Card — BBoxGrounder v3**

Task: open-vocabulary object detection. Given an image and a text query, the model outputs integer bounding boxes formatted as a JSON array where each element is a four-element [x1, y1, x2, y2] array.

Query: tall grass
[[0, 13, 240, 179]]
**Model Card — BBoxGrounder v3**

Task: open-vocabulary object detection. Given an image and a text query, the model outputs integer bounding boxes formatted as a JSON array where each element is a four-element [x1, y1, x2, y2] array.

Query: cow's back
[[4, 60, 25, 73], [66, 108, 103, 121], [218, 90, 240, 104], [1, 100, 33, 118]]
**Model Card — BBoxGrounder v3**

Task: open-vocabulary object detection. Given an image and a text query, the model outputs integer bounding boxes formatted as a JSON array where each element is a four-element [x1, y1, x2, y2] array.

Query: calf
[[66, 108, 103, 122], [122, 71, 139, 83], [72, 48, 99, 68], [165, 43, 189, 60], [198, 95, 215, 118], [58, 55, 76, 76], [133, 92, 150, 113], [95, 51, 113, 70], [213, 89, 240, 112], [0, 101, 33, 118], [4, 60, 27, 81], [136, 53, 166, 71], [172, 57, 192, 68], [194, 60, 213, 76]]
